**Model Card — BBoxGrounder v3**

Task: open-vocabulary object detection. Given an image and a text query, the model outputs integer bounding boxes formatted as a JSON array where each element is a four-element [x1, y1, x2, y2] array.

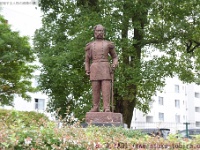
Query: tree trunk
[[114, 1, 148, 128], [122, 98, 136, 128], [114, 2, 137, 128]]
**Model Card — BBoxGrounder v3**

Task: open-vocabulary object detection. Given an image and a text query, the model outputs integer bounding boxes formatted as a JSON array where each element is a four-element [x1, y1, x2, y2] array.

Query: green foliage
[[0, 15, 36, 105], [0, 116, 200, 150], [34, 0, 200, 127], [0, 110, 200, 149], [0, 109, 49, 127]]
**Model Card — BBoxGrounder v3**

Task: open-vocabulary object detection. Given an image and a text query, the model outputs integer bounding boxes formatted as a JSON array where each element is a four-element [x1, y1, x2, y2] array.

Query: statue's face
[[94, 25, 104, 39]]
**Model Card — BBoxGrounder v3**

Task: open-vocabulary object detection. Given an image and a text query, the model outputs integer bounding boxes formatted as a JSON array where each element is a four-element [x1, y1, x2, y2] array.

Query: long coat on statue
[[85, 40, 118, 81]]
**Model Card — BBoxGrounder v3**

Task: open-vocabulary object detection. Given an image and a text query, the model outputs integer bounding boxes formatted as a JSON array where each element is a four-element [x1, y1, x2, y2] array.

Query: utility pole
[[183, 122, 190, 138]]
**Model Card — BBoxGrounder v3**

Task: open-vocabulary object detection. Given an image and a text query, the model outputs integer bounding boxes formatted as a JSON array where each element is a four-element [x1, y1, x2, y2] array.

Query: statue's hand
[[112, 64, 116, 70], [86, 71, 90, 76], [111, 64, 116, 73]]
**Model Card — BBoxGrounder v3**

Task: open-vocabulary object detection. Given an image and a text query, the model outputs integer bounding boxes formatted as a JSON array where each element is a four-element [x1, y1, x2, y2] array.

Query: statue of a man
[[85, 24, 118, 112]]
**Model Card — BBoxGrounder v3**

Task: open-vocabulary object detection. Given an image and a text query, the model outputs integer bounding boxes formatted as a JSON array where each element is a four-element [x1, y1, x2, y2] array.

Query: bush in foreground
[[0, 109, 49, 127], [0, 109, 200, 149]]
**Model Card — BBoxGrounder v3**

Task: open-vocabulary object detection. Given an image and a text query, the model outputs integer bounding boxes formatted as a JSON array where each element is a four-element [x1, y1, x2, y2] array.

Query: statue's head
[[94, 24, 105, 39]]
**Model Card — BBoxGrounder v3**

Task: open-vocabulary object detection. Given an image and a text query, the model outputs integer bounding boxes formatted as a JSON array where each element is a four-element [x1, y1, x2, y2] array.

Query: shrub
[[0, 108, 49, 128], [1, 110, 200, 149]]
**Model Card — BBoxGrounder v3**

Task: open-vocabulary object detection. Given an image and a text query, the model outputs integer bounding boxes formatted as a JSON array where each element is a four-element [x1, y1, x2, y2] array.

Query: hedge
[[1, 109, 200, 149], [0, 108, 49, 127]]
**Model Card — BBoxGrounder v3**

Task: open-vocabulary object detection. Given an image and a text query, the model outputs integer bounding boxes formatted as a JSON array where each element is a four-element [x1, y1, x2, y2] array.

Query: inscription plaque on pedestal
[[85, 112, 123, 127]]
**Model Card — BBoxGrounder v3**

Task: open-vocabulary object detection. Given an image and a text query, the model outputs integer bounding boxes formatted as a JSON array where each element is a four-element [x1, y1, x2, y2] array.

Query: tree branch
[[185, 40, 200, 53]]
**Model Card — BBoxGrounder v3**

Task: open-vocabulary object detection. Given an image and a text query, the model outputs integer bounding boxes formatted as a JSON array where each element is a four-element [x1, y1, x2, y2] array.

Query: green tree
[[34, 0, 200, 127], [0, 15, 36, 105]]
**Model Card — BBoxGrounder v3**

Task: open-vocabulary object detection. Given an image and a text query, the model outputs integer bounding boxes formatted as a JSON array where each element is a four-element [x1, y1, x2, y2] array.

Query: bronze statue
[[85, 24, 118, 112]]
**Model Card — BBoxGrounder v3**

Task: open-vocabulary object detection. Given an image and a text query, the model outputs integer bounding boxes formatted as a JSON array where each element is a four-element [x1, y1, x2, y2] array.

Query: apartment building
[[2, 70, 54, 120], [131, 76, 200, 133], [2, 70, 200, 129]]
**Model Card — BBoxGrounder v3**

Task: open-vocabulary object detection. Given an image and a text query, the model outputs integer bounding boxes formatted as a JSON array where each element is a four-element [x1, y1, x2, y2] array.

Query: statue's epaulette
[[85, 42, 91, 51], [108, 41, 115, 49], [86, 42, 91, 46]]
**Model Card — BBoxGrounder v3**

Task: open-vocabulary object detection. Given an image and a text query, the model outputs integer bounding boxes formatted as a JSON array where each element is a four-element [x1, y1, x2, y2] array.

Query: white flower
[[24, 137, 32, 145]]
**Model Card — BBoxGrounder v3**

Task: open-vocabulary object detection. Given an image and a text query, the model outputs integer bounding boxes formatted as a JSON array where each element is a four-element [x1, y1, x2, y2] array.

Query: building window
[[175, 85, 179, 93], [33, 75, 39, 87], [195, 92, 200, 98], [35, 98, 45, 111], [175, 99, 180, 108], [195, 107, 200, 112], [175, 115, 180, 123], [196, 122, 200, 127], [146, 116, 153, 123], [158, 96, 164, 105], [159, 113, 164, 121], [149, 99, 155, 108]]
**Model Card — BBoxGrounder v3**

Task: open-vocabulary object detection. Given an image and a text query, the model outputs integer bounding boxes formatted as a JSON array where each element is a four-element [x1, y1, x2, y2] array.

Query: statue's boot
[[102, 80, 111, 112], [90, 81, 101, 112], [90, 106, 99, 112]]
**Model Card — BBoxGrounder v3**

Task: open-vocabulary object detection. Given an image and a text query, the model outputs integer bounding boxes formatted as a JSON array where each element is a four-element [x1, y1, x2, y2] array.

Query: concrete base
[[85, 112, 123, 125], [81, 122, 124, 128]]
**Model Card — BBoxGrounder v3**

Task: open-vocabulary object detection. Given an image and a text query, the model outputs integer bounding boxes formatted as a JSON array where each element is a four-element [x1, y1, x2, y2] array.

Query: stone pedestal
[[85, 112, 123, 127]]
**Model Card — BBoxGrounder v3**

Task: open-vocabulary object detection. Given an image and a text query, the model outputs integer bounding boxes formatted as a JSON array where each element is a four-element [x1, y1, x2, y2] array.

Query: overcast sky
[[1, 2, 42, 41], [0, 2, 43, 68]]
